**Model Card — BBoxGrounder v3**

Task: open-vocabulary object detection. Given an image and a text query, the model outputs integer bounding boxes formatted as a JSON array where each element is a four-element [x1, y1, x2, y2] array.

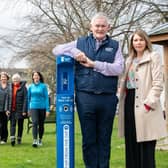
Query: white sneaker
[[38, 139, 43, 146], [32, 139, 38, 147], [0, 141, 6, 144]]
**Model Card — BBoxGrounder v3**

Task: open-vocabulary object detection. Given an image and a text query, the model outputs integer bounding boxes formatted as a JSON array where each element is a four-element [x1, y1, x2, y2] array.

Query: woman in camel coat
[[118, 29, 167, 168]]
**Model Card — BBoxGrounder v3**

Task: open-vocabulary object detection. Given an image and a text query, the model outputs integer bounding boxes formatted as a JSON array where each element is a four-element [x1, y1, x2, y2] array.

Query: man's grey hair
[[90, 12, 110, 25]]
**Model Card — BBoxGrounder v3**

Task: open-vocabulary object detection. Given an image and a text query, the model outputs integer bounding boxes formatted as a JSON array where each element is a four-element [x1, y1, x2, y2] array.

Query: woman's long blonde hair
[[129, 29, 152, 58]]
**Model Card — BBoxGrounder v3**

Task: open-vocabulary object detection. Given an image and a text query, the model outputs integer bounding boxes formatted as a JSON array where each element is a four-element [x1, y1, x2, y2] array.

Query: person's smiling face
[[0, 74, 8, 84], [90, 17, 110, 41], [33, 72, 40, 83], [132, 34, 146, 55]]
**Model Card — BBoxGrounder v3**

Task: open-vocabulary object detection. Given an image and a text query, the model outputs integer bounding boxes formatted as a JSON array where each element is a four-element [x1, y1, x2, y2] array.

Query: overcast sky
[[0, 1, 164, 68], [0, 0, 31, 68]]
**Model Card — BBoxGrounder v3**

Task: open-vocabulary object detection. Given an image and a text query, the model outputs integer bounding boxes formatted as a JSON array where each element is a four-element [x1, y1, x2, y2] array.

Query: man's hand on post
[[75, 52, 95, 68], [75, 52, 87, 63]]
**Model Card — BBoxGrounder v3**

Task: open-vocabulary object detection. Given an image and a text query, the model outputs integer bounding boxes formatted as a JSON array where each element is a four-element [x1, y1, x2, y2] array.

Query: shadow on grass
[[45, 130, 56, 135]]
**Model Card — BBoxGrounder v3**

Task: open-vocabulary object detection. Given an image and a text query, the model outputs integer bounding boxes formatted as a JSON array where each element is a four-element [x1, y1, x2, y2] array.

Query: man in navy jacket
[[53, 12, 124, 168]]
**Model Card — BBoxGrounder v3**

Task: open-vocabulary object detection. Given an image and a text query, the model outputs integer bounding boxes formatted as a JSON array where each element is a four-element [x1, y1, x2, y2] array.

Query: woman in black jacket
[[9, 73, 28, 146], [0, 72, 11, 144]]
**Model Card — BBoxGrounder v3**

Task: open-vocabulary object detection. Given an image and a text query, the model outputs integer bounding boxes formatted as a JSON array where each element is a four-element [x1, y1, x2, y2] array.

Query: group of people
[[53, 12, 167, 168], [0, 11, 167, 168], [0, 71, 50, 147]]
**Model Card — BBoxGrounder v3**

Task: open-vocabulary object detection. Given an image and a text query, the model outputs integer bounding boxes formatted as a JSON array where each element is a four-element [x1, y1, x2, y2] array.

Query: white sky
[[0, 0, 31, 68], [0, 1, 164, 68]]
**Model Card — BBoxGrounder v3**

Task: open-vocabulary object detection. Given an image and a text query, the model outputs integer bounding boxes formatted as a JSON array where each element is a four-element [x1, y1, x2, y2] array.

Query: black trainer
[[17, 139, 21, 144], [17, 137, 22, 144], [32, 139, 38, 147], [11, 140, 15, 146]]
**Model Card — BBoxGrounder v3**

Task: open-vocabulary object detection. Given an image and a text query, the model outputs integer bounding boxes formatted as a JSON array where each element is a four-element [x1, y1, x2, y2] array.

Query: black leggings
[[31, 109, 46, 140], [124, 89, 156, 168], [0, 112, 8, 142]]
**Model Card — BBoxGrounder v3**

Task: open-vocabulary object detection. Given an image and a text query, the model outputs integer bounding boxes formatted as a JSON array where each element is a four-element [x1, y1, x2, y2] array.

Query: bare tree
[[0, 0, 167, 92], [3, 0, 167, 55]]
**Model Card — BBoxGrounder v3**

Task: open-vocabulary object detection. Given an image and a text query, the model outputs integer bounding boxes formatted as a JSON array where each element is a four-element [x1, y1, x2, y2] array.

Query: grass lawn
[[0, 113, 168, 168]]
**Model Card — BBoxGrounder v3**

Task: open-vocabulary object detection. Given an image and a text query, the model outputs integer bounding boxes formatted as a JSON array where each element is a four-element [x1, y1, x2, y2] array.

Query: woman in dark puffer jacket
[[9, 73, 28, 146], [0, 72, 12, 144]]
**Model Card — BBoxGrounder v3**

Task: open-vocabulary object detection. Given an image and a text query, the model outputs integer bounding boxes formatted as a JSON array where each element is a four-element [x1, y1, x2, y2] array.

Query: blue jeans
[[75, 91, 118, 168]]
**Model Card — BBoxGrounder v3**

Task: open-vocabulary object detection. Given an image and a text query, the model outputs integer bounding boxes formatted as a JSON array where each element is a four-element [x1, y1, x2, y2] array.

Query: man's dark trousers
[[76, 91, 118, 168]]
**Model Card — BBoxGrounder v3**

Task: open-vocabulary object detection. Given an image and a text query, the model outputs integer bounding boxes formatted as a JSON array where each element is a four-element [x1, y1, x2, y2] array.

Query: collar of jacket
[[90, 33, 109, 45], [124, 50, 152, 78], [126, 50, 151, 65], [138, 50, 151, 65]]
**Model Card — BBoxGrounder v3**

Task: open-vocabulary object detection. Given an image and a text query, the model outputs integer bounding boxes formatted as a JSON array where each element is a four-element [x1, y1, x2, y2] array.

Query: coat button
[[136, 96, 138, 98], [136, 105, 139, 108], [136, 78, 138, 81]]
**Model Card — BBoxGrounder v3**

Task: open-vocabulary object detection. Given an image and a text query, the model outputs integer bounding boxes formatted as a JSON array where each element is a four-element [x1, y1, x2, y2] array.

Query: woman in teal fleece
[[28, 71, 50, 147]]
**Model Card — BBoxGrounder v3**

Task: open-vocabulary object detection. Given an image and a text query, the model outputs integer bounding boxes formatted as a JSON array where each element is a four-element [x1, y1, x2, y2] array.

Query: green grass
[[0, 124, 56, 168], [0, 113, 167, 168]]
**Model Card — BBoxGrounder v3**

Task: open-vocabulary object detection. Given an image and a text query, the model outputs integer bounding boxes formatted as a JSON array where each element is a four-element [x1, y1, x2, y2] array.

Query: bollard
[[56, 55, 74, 168]]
